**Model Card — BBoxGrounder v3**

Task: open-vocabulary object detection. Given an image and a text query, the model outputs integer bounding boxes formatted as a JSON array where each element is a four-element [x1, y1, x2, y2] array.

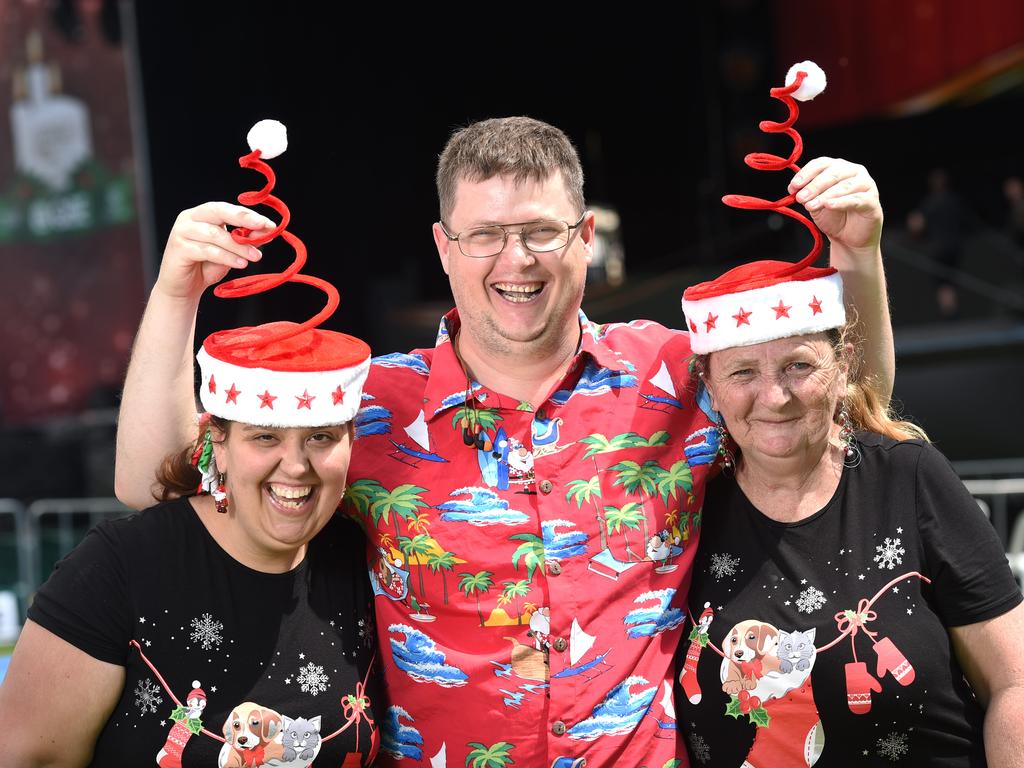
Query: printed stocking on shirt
[[873, 636, 915, 686], [681, 604, 714, 704], [845, 661, 882, 715], [742, 678, 825, 768], [156, 719, 194, 768], [679, 634, 706, 704], [156, 702, 204, 768]]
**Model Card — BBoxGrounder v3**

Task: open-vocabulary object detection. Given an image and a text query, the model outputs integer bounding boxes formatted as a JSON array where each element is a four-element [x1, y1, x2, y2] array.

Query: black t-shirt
[[679, 434, 1021, 767], [28, 497, 380, 767]]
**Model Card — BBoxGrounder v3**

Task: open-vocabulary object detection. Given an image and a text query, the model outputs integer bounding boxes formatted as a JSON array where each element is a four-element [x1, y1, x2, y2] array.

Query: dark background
[[3, 0, 1024, 502]]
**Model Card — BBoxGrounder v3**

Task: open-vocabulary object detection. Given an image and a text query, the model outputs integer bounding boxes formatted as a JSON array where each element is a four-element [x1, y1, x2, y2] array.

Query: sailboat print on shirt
[[639, 361, 683, 412], [650, 679, 678, 739], [503, 617, 613, 684], [388, 410, 450, 467], [551, 618, 613, 682]]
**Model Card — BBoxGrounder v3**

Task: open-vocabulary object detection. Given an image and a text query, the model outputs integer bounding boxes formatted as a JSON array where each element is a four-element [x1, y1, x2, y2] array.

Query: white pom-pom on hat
[[786, 61, 827, 102], [247, 119, 288, 159], [192, 680, 201, 688]]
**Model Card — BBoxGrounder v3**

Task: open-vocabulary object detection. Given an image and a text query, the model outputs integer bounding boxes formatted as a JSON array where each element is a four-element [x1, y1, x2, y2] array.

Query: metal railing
[[962, 478, 1024, 586], [0, 498, 131, 624], [23, 498, 131, 591], [0, 500, 27, 627]]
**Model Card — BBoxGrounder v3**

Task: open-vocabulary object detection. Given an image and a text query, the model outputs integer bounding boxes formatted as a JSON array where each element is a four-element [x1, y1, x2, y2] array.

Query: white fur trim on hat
[[682, 272, 845, 354], [247, 119, 288, 159], [786, 61, 827, 102], [197, 348, 369, 427]]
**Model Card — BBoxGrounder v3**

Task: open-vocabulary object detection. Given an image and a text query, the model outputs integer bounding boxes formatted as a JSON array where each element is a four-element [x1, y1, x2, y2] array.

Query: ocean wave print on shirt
[[380, 705, 424, 761], [436, 487, 530, 526], [372, 352, 430, 376], [354, 402, 393, 438], [432, 383, 485, 417], [541, 519, 589, 561], [550, 361, 637, 405], [567, 676, 658, 740], [388, 624, 469, 687], [622, 588, 686, 639]]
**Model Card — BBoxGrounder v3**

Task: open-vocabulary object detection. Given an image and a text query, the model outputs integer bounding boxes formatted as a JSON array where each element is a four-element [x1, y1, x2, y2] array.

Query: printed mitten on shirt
[[873, 635, 915, 686], [845, 661, 882, 715]]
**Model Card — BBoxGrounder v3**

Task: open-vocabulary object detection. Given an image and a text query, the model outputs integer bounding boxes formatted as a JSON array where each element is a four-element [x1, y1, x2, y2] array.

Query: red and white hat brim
[[197, 348, 369, 427], [683, 272, 845, 354]]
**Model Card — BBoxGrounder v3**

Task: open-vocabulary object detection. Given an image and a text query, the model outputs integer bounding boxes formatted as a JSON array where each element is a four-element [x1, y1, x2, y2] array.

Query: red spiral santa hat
[[682, 61, 846, 354], [196, 120, 370, 427]]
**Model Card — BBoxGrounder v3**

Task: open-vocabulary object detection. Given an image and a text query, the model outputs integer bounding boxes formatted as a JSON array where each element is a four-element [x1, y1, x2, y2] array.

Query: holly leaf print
[[748, 706, 771, 728], [725, 696, 743, 719]]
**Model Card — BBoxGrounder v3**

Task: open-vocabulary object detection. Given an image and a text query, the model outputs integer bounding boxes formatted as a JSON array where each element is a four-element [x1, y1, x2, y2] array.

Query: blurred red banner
[[775, 0, 1024, 126], [0, 1, 146, 425]]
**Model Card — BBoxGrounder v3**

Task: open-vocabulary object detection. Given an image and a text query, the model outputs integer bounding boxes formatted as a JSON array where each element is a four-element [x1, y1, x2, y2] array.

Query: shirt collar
[[422, 308, 628, 420]]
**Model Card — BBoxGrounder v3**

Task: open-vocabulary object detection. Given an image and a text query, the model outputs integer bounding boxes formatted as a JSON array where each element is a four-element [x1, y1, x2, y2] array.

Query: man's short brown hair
[[436, 116, 585, 223]]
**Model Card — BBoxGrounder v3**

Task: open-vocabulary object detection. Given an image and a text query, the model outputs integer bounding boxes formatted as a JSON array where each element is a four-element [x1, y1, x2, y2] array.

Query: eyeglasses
[[440, 213, 587, 258]]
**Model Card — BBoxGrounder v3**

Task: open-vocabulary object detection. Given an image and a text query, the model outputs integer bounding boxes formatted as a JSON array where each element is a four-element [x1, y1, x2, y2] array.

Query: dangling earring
[[213, 473, 229, 514], [715, 416, 735, 474], [838, 402, 861, 468], [192, 418, 219, 496]]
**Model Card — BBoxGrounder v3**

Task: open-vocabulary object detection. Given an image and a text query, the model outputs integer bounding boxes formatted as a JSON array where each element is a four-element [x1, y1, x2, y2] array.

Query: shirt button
[[552, 720, 567, 736], [536, 408, 547, 421], [553, 637, 568, 652], [549, 560, 563, 575], [539, 479, 553, 494]]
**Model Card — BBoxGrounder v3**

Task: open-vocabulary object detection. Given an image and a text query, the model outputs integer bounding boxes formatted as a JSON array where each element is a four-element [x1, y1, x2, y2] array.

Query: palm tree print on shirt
[[458, 571, 494, 627]]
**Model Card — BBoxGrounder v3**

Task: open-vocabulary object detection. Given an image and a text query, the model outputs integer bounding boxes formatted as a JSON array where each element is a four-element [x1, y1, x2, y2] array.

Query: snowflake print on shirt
[[876, 731, 910, 760], [688, 731, 711, 764], [709, 553, 739, 580], [296, 661, 329, 696], [134, 678, 163, 715], [189, 612, 224, 650], [795, 586, 827, 614], [874, 537, 906, 570]]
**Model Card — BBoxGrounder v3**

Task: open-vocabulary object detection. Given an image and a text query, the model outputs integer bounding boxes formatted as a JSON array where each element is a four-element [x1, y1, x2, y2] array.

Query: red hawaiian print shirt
[[343, 309, 721, 768]]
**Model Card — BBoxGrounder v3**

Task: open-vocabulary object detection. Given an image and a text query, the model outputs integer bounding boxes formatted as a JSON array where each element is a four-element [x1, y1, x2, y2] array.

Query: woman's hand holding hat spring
[[155, 202, 275, 302], [790, 157, 882, 254]]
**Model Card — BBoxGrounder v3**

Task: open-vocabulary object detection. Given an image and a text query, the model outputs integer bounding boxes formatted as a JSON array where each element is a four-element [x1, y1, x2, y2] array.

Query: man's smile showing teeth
[[493, 282, 543, 303], [268, 484, 314, 509]]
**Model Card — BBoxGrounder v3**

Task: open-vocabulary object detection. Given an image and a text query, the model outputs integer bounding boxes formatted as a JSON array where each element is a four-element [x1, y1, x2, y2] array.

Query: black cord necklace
[[454, 330, 488, 450]]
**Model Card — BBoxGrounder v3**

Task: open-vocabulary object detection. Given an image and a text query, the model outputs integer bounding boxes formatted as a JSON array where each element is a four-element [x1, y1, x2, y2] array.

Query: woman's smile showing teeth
[[493, 282, 544, 303], [267, 483, 314, 510]]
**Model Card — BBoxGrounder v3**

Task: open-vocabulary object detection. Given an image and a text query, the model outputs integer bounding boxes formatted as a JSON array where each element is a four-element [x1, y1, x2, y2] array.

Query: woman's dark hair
[[154, 415, 230, 501]]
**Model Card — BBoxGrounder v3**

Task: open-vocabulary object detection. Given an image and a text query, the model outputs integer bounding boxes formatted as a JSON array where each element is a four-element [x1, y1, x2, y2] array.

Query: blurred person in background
[[907, 168, 976, 319]]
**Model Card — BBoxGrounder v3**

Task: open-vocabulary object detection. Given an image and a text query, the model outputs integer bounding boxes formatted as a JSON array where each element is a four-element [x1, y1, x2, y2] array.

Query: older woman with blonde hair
[[676, 65, 1024, 767]]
